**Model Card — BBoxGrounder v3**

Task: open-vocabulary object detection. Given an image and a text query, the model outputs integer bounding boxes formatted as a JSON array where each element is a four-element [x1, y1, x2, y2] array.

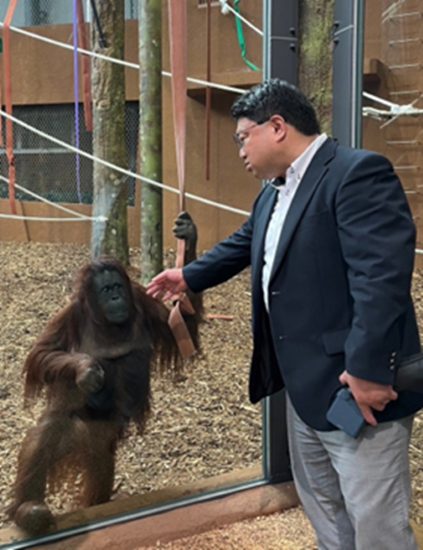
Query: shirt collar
[[269, 133, 328, 190], [290, 133, 328, 180]]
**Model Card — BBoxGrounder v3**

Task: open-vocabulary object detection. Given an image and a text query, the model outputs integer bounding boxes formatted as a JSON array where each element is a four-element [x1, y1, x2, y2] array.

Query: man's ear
[[269, 115, 287, 142]]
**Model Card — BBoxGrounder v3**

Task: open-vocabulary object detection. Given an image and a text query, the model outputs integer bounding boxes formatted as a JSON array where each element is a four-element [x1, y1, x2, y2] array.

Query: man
[[147, 79, 423, 549]]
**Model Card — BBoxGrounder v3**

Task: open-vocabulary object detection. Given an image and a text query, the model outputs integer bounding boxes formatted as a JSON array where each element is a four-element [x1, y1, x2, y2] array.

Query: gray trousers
[[286, 398, 417, 550]]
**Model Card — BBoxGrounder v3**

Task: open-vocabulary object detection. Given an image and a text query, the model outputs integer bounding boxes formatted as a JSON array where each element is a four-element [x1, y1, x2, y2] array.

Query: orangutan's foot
[[13, 501, 56, 534]]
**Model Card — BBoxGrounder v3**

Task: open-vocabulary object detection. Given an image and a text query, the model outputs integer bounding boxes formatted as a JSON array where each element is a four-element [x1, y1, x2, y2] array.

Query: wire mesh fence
[[0, 103, 139, 205], [0, 1, 141, 208]]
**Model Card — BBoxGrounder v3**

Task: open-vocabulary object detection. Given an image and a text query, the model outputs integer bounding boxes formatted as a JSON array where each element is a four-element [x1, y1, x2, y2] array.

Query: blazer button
[[271, 291, 280, 296], [279, 335, 286, 341]]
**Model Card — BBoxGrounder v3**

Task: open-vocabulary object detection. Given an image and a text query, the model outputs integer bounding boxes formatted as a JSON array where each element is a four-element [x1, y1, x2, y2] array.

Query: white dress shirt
[[262, 133, 328, 310]]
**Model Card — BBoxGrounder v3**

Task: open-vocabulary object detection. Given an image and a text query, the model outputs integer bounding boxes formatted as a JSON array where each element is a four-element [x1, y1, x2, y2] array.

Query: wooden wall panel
[[363, 0, 423, 251]]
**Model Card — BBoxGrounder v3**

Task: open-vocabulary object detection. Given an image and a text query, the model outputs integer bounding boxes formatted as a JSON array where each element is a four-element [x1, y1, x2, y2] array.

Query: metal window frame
[[332, 0, 365, 148], [261, 0, 365, 482]]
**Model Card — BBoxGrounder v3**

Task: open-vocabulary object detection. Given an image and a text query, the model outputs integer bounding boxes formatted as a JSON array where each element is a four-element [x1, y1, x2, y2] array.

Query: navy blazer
[[184, 138, 423, 430]]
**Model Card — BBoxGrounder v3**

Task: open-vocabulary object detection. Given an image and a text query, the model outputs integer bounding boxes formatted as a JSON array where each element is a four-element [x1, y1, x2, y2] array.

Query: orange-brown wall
[[362, 0, 423, 261]]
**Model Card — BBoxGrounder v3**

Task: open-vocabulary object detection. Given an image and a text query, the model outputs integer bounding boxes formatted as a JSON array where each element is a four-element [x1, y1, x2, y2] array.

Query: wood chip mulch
[[1, 241, 423, 549]]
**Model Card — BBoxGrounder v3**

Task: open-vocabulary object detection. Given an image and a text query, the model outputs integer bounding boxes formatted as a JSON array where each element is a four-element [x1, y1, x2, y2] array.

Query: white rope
[[363, 91, 397, 109], [0, 212, 105, 221], [363, 91, 423, 122], [219, 0, 263, 36], [0, 175, 89, 218], [0, 177, 106, 222], [381, 0, 408, 23], [0, 172, 106, 221], [0, 22, 138, 68], [162, 70, 245, 94], [0, 110, 250, 217], [0, 22, 245, 96]]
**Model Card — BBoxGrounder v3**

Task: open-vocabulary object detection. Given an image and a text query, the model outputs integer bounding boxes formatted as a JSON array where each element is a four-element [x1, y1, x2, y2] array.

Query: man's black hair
[[231, 79, 321, 136]]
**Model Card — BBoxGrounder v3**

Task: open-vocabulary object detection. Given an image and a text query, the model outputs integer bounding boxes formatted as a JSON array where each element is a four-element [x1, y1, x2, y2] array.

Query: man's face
[[234, 117, 283, 180]]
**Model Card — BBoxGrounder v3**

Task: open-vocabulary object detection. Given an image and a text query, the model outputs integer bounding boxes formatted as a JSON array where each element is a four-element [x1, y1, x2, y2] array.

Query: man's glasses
[[232, 121, 268, 149]]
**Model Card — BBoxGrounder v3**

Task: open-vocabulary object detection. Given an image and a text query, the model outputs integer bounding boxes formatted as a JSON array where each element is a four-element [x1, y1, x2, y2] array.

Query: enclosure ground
[[0, 241, 261, 533]]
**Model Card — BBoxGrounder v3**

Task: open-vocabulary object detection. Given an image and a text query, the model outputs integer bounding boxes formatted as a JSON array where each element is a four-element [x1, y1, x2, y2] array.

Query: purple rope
[[73, 0, 82, 203]]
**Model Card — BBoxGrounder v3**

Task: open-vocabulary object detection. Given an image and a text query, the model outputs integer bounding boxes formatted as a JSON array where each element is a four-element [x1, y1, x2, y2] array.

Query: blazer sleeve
[[183, 215, 253, 293], [335, 152, 417, 384], [182, 185, 274, 293]]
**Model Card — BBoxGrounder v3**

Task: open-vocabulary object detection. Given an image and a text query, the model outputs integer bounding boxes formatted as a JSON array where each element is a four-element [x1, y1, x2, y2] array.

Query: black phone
[[326, 387, 367, 438]]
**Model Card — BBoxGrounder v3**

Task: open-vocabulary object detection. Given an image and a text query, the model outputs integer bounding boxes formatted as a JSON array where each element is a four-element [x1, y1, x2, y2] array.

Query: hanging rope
[[72, 0, 82, 203], [168, 1, 187, 225], [76, 0, 93, 132], [233, 0, 259, 71], [167, 0, 196, 359], [168, 0, 188, 262], [3, 0, 19, 214]]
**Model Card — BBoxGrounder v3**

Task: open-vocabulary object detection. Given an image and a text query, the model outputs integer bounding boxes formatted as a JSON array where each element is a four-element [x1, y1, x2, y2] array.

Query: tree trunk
[[91, 0, 129, 265], [298, 0, 335, 133], [138, 0, 163, 285]]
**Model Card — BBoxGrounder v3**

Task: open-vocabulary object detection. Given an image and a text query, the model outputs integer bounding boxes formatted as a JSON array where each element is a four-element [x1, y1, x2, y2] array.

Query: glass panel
[[0, 1, 264, 546]]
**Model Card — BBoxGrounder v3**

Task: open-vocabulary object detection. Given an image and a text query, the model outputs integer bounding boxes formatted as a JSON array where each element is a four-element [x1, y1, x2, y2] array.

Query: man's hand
[[146, 268, 188, 302], [339, 371, 398, 426]]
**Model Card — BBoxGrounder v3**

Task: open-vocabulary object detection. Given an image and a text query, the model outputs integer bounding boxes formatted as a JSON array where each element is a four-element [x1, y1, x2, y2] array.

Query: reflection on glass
[[0, 2, 263, 546]]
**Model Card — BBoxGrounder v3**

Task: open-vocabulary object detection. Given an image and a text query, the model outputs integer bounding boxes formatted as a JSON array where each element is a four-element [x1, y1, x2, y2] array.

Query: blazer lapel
[[269, 138, 337, 284]]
